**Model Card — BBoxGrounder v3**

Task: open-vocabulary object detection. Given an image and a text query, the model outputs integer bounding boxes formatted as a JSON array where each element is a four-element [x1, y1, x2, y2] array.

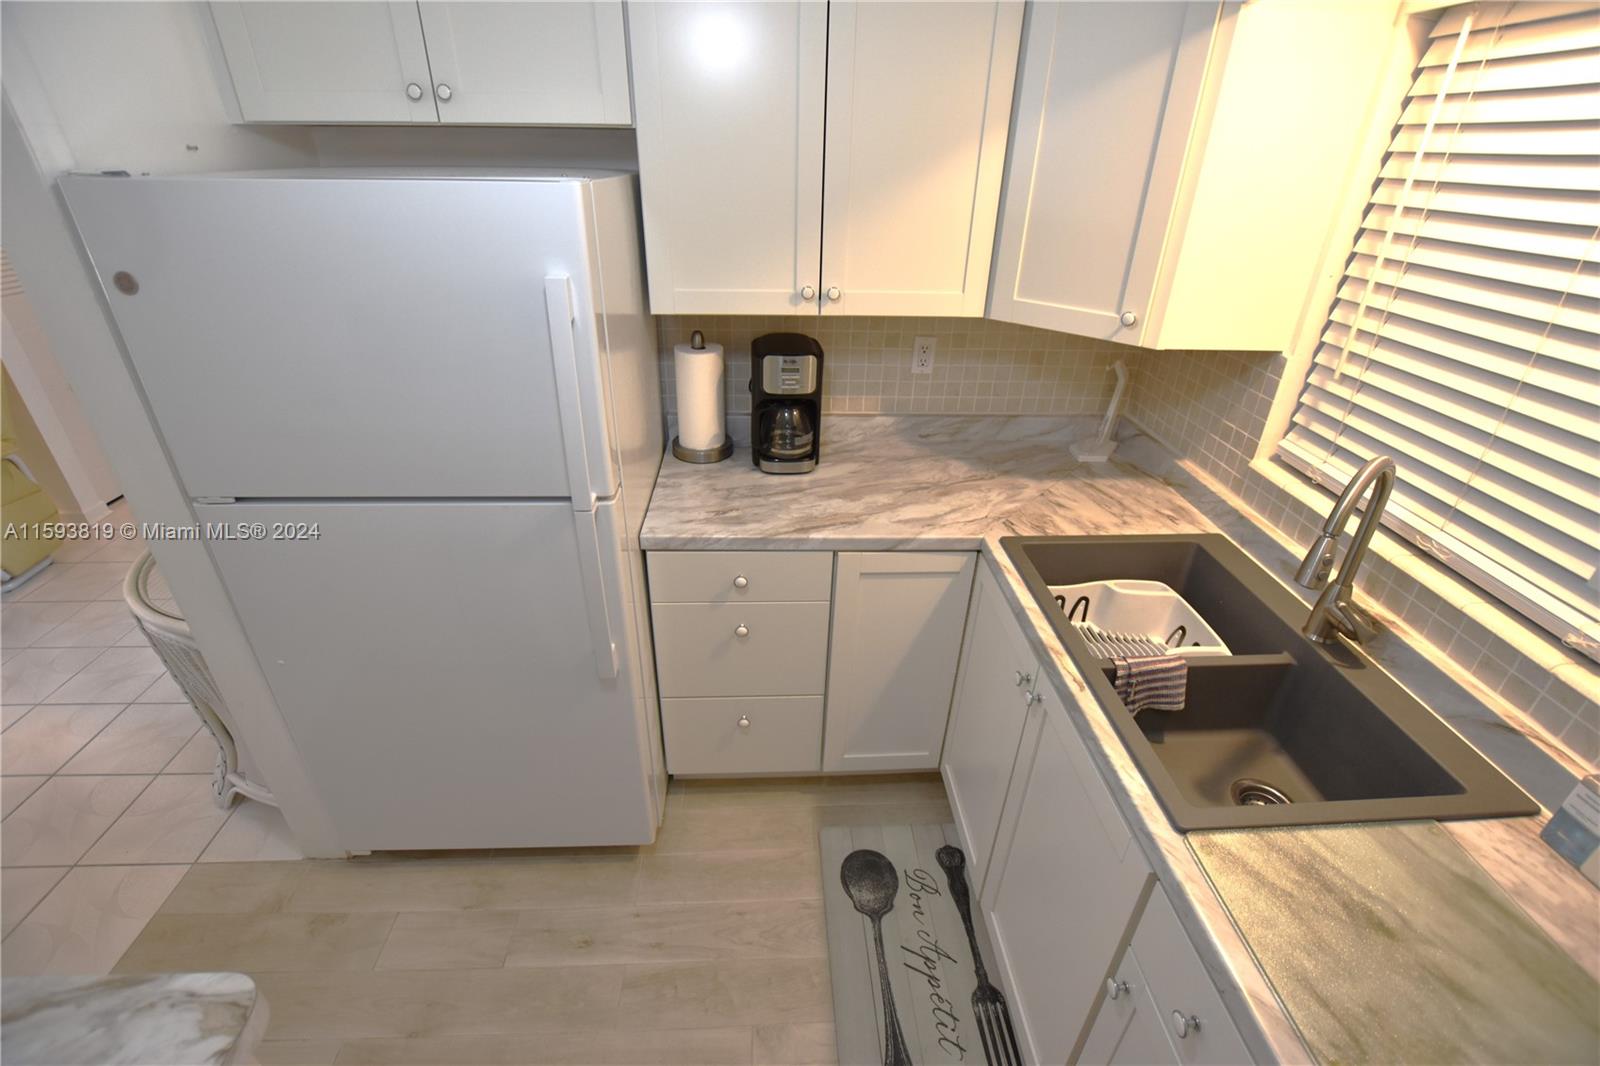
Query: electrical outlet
[[912, 336, 936, 374]]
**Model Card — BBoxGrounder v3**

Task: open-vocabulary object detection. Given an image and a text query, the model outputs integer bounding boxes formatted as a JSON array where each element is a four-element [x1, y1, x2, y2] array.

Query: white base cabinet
[[942, 563, 1040, 892], [982, 682, 1154, 1065], [823, 552, 976, 772]]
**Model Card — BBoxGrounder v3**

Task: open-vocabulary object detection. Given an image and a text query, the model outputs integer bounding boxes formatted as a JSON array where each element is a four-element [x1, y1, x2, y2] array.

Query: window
[[1278, 0, 1600, 659]]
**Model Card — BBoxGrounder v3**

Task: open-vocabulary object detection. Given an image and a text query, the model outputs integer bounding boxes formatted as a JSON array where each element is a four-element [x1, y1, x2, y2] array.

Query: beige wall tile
[[332, 1028, 753, 1065], [618, 958, 833, 1030], [638, 849, 821, 904], [116, 911, 396, 974], [254, 967, 627, 1040], [375, 911, 518, 971], [1, 774, 48, 818], [286, 853, 640, 913], [505, 900, 826, 968]]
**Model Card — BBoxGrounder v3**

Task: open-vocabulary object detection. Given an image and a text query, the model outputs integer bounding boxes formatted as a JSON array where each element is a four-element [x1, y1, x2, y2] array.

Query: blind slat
[[1411, 48, 1600, 94], [1398, 85, 1600, 124], [1360, 203, 1598, 260], [1352, 230, 1600, 298], [1380, 152, 1599, 192], [1330, 285, 1600, 369], [1421, 9, 1600, 66], [1432, 2, 1596, 37], [1344, 255, 1600, 332]]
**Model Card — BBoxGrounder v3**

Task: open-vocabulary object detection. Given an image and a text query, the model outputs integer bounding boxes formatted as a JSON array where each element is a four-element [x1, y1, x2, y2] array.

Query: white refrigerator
[[62, 170, 667, 851]]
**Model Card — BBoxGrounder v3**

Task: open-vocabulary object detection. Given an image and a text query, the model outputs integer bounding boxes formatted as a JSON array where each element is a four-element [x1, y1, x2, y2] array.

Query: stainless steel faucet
[[1295, 455, 1397, 645]]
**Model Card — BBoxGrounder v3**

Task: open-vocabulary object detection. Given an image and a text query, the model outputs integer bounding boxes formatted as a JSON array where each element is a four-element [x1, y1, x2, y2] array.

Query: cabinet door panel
[[1131, 889, 1251, 1064], [819, 1, 1022, 316], [989, 2, 1217, 340], [209, 1, 437, 123], [941, 565, 1038, 894], [629, 1, 826, 314], [985, 700, 1153, 1065], [1080, 948, 1182, 1065], [823, 552, 976, 772], [417, 2, 631, 125]]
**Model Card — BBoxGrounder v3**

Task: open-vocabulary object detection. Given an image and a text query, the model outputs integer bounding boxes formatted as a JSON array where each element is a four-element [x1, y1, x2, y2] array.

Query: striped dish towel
[[1112, 653, 1187, 714]]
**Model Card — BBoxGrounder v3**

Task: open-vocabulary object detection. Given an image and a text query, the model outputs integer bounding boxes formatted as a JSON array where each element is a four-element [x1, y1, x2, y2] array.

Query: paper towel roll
[[674, 340, 727, 451]]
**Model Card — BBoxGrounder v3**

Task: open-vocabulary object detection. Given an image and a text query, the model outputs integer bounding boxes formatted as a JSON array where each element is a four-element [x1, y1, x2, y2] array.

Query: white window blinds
[[1279, 0, 1600, 658]]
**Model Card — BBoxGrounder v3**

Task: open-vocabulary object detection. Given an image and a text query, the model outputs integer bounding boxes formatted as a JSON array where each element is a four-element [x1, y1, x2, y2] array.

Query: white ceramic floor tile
[[82, 775, 231, 865], [0, 704, 124, 775], [85, 538, 147, 564], [115, 627, 151, 648], [164, 731, 219, 774], [48, 540, 101, 564], [1, 775, 152, 867], [0, 603, 80, 649], [0, 647, 101, 705], [13, 562, 129, 603], [134, 672, 185, 704], [31, 601, 138, 648], [43, 647, 165, 705], [60, 704, 200, 775], [2, 776, 49, 819], [2, 704, 35, 731], [199, 801, 304, 863], [2, 867, 68, 937], [1, 864, 187, 976]]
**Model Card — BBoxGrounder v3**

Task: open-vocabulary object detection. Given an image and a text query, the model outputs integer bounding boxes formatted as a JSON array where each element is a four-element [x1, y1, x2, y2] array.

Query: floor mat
[[820, 823, 1024, 1066]]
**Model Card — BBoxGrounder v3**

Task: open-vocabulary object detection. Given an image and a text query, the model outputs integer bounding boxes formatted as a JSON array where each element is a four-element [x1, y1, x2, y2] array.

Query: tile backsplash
[[1125, 349, 1600, 770], [655, 316, 1144, 426]]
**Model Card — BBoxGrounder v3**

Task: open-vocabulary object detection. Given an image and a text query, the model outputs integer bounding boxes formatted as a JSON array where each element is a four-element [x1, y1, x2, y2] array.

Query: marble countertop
[[640, 416, 1210, 549], [1, 972, 266, 1065], [642, 415, 1600, 1064]]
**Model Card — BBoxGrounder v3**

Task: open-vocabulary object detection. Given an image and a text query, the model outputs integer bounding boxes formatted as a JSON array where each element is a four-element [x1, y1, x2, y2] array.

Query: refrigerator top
[[74, 166, 634, 184]]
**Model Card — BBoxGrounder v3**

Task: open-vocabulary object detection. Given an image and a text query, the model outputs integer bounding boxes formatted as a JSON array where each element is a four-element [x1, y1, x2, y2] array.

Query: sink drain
[[1231, 778, 1292, 806]]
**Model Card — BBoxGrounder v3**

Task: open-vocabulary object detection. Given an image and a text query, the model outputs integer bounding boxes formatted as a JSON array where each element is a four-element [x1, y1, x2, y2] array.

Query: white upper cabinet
[[819, 1, 1021, 316], [630, 0, 1022, 316], [628, 1, 827, 315], [416, 2, 631, 126], [210, 2, 438, 123], [991, 0, 1407, 350], [209, 1, 631, 125]]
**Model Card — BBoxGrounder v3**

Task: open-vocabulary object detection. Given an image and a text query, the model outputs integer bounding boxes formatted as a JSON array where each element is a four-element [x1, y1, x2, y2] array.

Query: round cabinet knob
[[1119, 310, 1138, 327], [733, 575, 749, 589], [1105, 978, 1129, 1001], [405, 82, 424, 101], [1026, 690, 1043, 706], [1014, 670, 1033, 688], [1172, 1012, 1200, 1040], [737, 715, 751, 729], [826, 286, 842, 301], [734, 624, 750, 638], [800, 285, 817, 301], [435, 83, 453, 102]]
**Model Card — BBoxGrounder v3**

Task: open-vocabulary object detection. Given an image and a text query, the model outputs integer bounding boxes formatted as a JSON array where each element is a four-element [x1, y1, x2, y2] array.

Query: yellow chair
[[1, 390, 63, 590]]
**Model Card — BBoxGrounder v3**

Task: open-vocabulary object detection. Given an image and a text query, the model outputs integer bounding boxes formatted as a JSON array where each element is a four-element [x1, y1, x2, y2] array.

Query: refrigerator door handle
[[572, 508, 621, 680], [544, 276, 597, 510]]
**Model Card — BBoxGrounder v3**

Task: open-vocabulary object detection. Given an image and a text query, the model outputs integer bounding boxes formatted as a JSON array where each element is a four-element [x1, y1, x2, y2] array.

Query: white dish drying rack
[[1049, 579, 1230, 659]]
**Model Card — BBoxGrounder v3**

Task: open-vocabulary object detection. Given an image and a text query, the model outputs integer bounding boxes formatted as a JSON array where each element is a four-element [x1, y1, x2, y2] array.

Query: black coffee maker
[[750, 333, 823, 474]]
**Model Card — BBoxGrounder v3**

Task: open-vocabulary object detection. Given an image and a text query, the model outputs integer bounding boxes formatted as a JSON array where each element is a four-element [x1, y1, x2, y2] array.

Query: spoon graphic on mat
[[841, 849, 913, 1066]]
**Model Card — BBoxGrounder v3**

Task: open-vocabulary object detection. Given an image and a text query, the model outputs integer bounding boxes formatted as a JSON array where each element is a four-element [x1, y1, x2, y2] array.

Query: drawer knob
[[735, 624, 750, 638], [1172, 1011, 1200, 1040], [733, 575, 749, 589], [1119, 310, 1138, 327], [1106, 978, 1129, 1000], [405, 82, 424, 101], [435, 82, 453, 102], [737, 715, 751, 729], [1014, 670, 1033, 688], [1025, 690, 1043, 706]]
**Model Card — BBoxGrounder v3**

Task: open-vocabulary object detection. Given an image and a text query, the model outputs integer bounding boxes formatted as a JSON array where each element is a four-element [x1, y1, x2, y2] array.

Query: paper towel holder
[[671, 330, 734, 463]]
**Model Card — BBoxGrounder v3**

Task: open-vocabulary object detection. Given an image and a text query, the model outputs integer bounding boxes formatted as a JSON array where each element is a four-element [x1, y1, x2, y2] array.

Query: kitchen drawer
[[1130, 888, 1250, 1064], [653, 601, 831, 697], [648, 550, 833, 604], [663, 696, 824, 774]]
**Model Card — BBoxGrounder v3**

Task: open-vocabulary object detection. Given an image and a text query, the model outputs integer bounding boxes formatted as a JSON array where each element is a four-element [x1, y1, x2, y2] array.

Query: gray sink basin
[[1002, 534, 1537, 831]]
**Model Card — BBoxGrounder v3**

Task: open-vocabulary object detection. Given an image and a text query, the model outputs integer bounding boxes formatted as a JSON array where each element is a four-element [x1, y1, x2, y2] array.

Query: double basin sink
[[1003, 534, 1536, 831]]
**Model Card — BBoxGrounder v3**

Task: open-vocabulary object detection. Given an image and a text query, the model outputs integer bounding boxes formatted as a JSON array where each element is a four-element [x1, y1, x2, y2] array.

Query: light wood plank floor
[[113, 773, 952, 1065]]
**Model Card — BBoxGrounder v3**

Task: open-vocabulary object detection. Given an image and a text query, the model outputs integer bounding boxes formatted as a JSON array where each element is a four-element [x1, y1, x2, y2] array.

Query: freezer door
[[193, 499, 655, 850], [62, 174, 616, 500]]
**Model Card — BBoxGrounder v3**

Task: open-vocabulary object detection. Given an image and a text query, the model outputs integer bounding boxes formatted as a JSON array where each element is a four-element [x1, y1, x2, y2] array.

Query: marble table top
[[1, 972, 265, 1065], [640, 415, 1210, 549], [642, 414, 1600, 1064]]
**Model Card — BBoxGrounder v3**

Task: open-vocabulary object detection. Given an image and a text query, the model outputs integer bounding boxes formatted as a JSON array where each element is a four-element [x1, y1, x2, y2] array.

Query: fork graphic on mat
[[936, 845, 1023, 1066]]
